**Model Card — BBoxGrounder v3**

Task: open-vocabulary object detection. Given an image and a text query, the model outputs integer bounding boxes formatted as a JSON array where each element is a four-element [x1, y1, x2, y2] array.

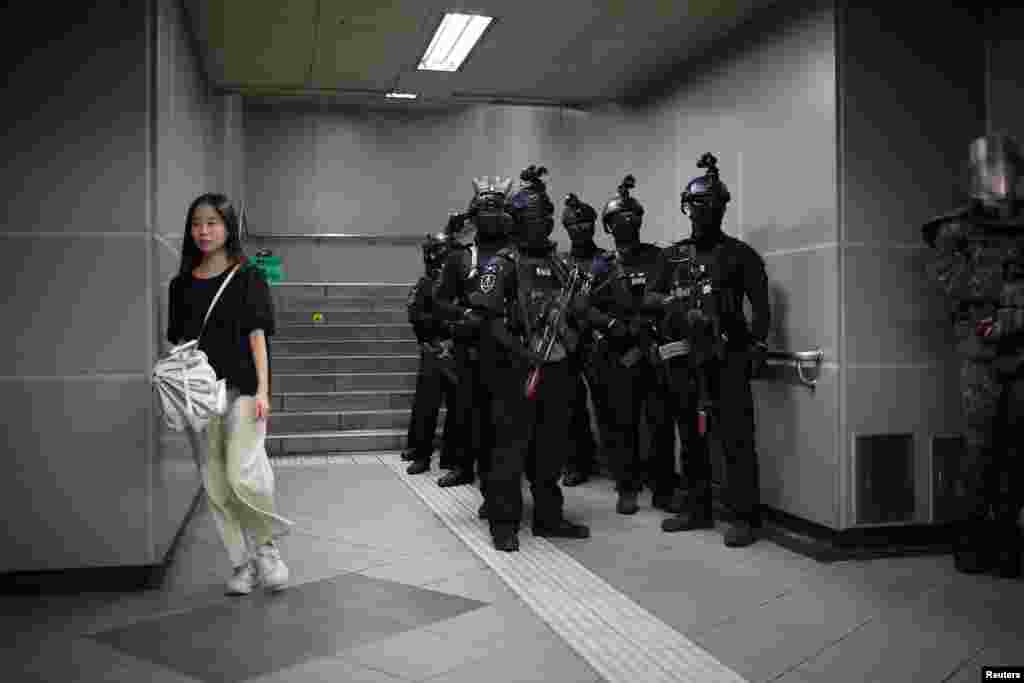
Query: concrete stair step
[[272, 283, 412, 298], [274, 296, 409, 313], [273, 355, 419, 373], [268, 408, 446, 434], [266, 429, 423, 456], [277, 309, 408, 324], [274, 390, 414, 412], [275, 324, 415, 341], [274, 372, 416, 392], [274, 340, 419, 356]]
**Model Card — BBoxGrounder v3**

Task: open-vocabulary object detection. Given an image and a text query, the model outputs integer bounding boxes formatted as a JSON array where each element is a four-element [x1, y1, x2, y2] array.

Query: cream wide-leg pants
[[186, 389, 293, 567]]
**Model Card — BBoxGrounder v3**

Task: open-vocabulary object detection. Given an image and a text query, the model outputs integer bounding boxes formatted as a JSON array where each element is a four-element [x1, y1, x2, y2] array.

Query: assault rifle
[[524, 262, 590, 399]]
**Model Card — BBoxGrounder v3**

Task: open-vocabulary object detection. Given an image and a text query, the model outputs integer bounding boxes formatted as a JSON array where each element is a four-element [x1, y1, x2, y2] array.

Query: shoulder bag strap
[[197, 264, 241, 344]]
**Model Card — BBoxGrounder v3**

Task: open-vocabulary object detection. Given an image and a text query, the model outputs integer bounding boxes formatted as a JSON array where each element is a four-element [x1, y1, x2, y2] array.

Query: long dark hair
[[178, 193, 248, 278]]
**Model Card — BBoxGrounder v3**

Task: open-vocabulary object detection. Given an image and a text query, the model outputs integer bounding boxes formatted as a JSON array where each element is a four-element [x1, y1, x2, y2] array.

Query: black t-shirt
[[167, 264, 276, 396]]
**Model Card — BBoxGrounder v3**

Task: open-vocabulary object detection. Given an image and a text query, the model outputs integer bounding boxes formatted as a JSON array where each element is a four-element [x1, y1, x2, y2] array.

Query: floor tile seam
[[388, 461, 747, 683], [334, 651, 443, 683], [775, 614, 878, 676], [77, 595, 247, 638], [393, 469, 678, 683], [940, 643, 994, 683]]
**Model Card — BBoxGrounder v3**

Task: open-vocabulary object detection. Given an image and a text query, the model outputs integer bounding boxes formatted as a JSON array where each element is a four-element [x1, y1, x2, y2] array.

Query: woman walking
[[168, 193, 292, 595]]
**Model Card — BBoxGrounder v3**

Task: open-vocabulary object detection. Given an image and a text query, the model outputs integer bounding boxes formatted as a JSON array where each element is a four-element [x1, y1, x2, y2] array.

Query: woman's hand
[[254, 391, 271, 422]]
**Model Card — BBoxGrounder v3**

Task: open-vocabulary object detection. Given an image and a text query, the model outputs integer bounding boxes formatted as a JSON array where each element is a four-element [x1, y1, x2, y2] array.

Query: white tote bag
[[153, 265, 240, 433]]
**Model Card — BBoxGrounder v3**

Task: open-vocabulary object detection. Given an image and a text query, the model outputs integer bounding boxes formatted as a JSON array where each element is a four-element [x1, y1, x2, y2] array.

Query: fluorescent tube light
[[418, 13, 493, 72], [385, 92, 418, 99]]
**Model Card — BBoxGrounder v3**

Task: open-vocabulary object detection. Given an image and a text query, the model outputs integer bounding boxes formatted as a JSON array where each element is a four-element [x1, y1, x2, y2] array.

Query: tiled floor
[[2, 453, 1022, 683]]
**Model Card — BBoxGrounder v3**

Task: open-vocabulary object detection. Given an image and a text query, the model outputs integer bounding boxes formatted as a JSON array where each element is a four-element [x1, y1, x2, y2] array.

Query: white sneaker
[[255, 543, 289, 592], [226, 561, 257, 595]]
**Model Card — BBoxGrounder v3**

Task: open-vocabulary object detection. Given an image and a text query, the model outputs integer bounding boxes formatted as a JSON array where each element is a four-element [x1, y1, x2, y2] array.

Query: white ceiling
[[184, 0, 780, 108]]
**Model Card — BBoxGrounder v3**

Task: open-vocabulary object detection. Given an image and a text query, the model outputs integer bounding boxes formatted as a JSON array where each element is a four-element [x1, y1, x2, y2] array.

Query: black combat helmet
[[562, 193, 597, 226], [680, 153, 731, 214], [601, 174, 644, 237]]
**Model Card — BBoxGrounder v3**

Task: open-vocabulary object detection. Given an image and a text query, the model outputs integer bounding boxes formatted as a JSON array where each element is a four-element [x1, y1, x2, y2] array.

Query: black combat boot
[[723, 520, 757, 547], [662, 493, 713, 533], [406, 459, 430, 475], [562, 469, 590, 487], [652, 489, 684, 514], [400, 449, 418, 462], [533, 518, 591, 539], [437, 466, 474, 487], [616, 490, 640, 515], [491, 523, 519, 552]]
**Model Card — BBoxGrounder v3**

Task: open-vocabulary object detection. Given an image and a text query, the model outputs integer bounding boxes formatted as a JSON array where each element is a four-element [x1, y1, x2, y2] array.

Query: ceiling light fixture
[[385, 92, 418, 99], [418, 13, 493, 72]]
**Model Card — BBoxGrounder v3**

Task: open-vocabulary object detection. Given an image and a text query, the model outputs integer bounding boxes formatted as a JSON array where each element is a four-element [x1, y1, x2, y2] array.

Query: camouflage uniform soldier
[[924, 209, 1024, 578]]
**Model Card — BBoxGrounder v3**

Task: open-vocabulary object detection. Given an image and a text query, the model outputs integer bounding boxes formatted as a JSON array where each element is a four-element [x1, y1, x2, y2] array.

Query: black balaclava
[[601, 174, 644, 248], [681, 153, 731, 247], [562, 193, 598, 256], [421, 231, 449, 279], [508, 165, 556, 250], [468, 176, 514, 246]]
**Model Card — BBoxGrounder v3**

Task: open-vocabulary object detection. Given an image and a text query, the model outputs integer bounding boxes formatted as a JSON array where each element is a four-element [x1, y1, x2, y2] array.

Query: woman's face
[[190, 204, 227, 255]]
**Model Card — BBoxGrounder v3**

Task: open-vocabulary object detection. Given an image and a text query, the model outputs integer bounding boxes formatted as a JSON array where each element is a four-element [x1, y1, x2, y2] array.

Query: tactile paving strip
[[271, 453, 748, 682]]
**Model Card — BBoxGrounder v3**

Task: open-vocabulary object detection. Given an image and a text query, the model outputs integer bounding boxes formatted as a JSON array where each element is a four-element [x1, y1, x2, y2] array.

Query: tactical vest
[[596, 243, 660, 317], [928, 217, 1024, 362], [496, 245, 572, 362]]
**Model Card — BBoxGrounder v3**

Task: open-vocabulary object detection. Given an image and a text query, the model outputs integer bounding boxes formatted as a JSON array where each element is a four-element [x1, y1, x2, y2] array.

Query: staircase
[[266, 283, 441, 456]]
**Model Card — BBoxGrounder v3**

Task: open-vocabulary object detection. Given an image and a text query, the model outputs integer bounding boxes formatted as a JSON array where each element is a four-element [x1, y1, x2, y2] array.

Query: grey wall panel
[[764, 247, 840, 361], [838, 2, 984, 527], [650, 2, 837, 254], [753, 367, 839, 528], [152, 430, 202, 562], [0, 380, 151, 573], [150, 0, 225, 569], [156, 0, 220, 236], [243, 103, 578, 279], [251, 240, 420, 285], [0, 4, 148, 234], [844, 364, 966, 524], [0, 235, 149, 376], [841, 5, 982, 247], [843, 245, 955, 366], [245, 110, 324, 235]]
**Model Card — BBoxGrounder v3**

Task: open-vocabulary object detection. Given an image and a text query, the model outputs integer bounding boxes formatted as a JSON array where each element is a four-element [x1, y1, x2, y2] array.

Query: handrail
[[244, 232, 426, 245], [753, 347, 824, 388]]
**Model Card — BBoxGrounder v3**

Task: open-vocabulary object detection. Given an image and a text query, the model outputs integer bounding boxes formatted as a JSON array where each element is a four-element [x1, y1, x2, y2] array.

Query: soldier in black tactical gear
[[402, 222, 465, 475], [431, 178, 516, 504], [582, 175, 681, 516], [559, 193, 608, 487], [923, 136, 1024, 578], [466, 165, 591, 552], [647, 153, 771, 548]]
